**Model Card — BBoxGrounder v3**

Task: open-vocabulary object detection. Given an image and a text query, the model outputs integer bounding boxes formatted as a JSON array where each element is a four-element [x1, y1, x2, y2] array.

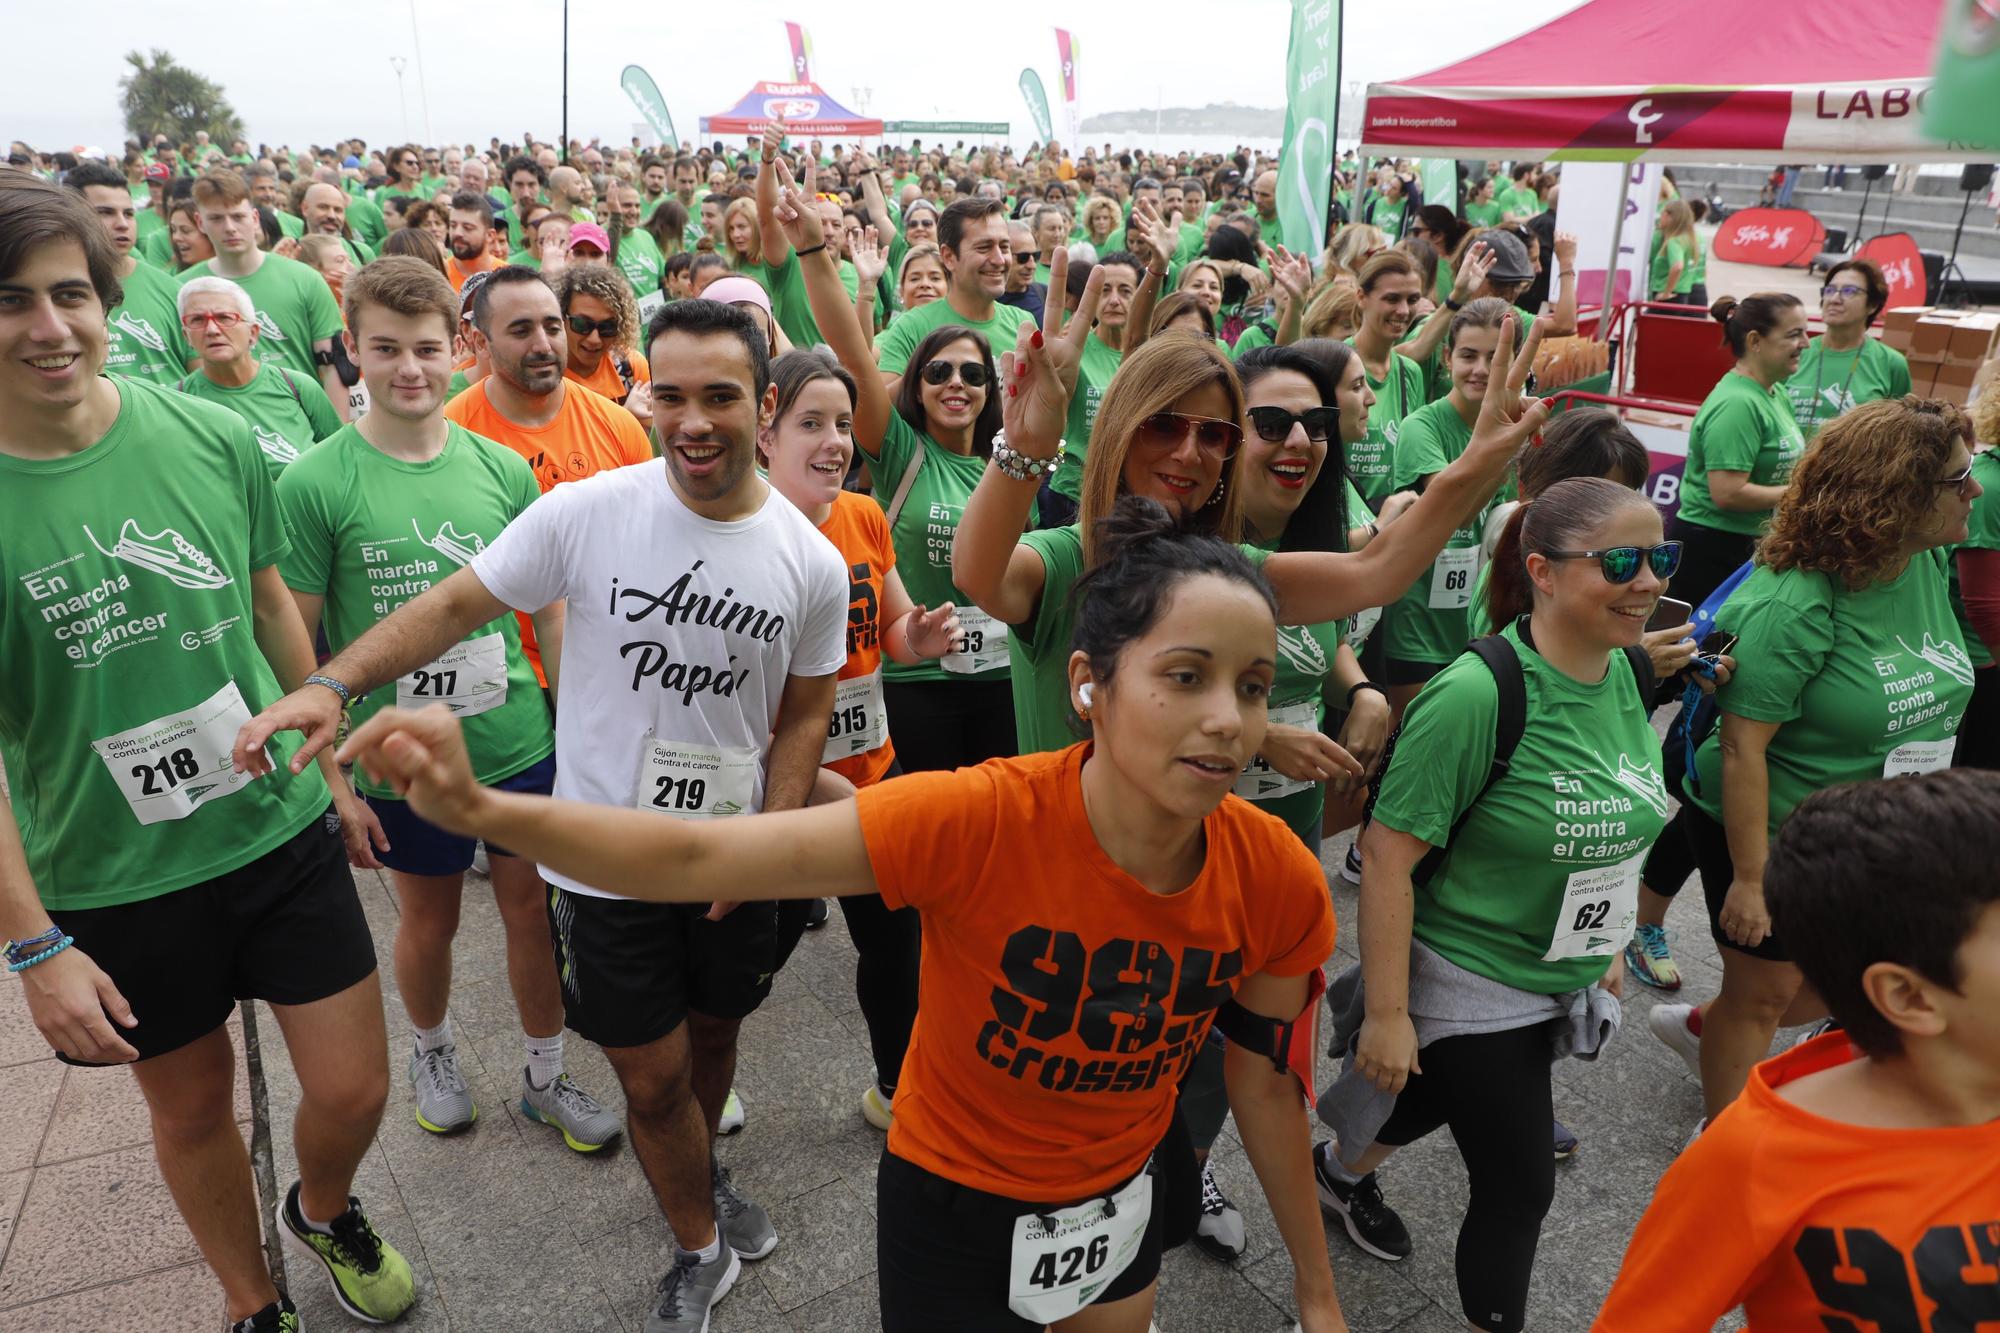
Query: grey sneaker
[[409, 1044, 475, 1134], [520, 1068, 622, 1153], [642, 1247, 740, 1333], [712, 1163, 778, 1260]]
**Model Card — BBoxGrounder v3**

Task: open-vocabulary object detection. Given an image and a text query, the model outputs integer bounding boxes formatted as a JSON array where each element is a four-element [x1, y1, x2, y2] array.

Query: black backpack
[[1410, 624, 1653, 888]]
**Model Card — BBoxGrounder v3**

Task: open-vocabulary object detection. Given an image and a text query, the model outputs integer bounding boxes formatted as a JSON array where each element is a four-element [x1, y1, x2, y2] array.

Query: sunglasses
[[920, 358, 990, 387], [1543, 542, 1684, 583], [181, 310, 246, 330], [566, 314, 619, 338], [1820, 283, 1865, 299], [1247, 405, 1339, 444], [1136, 411, 1243, 459], [1937, 460, 1977, 498], [1015, 250, 1041, 263]]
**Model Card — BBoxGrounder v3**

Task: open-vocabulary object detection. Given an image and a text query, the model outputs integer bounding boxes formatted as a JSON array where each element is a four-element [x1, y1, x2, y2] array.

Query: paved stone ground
[[1, 814, 1764, 1333]]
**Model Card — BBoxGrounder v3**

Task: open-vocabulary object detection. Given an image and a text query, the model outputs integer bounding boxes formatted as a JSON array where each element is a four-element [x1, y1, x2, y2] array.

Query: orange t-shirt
[[854, 744, 1336, 1200], [1595, 1033, 2000, 1331], [818, 491, 897, 787], [564, 346, 651, 406], [443, 379, 654, 679], [445, 253, 501, 293]]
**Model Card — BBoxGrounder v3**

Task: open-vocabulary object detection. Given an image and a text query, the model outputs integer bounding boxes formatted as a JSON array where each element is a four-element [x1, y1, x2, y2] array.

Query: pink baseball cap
[[568, 222, 611, 255]]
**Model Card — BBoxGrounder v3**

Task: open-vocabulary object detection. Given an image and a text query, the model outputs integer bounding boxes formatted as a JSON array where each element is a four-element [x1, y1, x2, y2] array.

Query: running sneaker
[[860, 1083, 894, 1131], [1647, 1003, 1702, 1079], [713, 1163, 778, 1260], [642, 1247, 741, 1333], [1312, 1142, 1410, 1262], [1192, 1160, 1247, 1262], [276, 1181, 416, 1324], [717, 1088, 745, 1135], [804, 898, 830, 930], [520, 1068, 622, 1152], [409, 1043, 475, 1134], [229, 1297, 300, 1333], [1552, 1118, 1579, 1161], [1623, 923, 1682, 991], [1339, 844, 1363, 886]]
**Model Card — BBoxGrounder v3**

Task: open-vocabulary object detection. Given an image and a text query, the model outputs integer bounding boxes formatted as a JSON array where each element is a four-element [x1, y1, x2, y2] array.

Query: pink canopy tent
[[700, 81, 884, 138], [1360, 0, 1949, 163]]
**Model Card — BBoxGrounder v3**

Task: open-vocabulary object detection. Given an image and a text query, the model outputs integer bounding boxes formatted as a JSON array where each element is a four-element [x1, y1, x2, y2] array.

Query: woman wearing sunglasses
[[1664, 399, 1979, 1124], [1782, 258, 1912, 438], [954, 248, 1551, 761], [770, 173, 1031, 778], [551, 262, 651, 424], [1318, 477, 1674, 1330]]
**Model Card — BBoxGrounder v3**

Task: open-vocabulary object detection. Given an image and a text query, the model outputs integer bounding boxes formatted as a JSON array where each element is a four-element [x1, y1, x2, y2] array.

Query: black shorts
[[545, 887, 782, 1047], [875, 1149, 1167, 1332], [1385, 656, 1449, 688], [1686, 801, 1790, 962], [364, 753, 554, 877], [48, 805, 377, 1066]]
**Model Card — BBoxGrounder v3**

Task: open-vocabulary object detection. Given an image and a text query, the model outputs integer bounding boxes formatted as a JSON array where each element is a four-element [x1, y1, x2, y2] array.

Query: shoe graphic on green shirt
[[85, 519, 232, 590], [277, 1180, 416, 1324]]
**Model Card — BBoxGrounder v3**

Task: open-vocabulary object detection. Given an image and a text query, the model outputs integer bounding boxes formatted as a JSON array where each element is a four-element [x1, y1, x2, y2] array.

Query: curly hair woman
[[1657, 397, 1981, 1122], [550, 261, 649, 420]]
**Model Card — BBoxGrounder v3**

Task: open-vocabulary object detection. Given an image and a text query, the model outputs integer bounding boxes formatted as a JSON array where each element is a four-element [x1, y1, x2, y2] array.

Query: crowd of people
[[1, 123, 1997, 1333]]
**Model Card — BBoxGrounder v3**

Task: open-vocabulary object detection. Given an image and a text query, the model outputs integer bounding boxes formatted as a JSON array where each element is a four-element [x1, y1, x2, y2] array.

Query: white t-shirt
[[473, 462, 848, 898]]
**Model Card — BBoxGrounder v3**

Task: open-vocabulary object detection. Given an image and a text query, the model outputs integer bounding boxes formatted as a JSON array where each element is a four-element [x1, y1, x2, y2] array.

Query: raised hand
[[998, 245, 1105, 457], [1450, 239, 1496, 303], [770, 158, 827, 251], [851, 225, 887, 288], [1270, 243, 1312, 305], [1553, 229, 1579, 268], [760, 119, 787, 164], [1469, 313, 1550, 457]]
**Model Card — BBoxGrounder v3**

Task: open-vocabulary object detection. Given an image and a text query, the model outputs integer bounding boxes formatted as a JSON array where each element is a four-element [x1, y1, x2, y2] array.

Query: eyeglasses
[[181, 310, 246, 330], [920, 358, 990, 387], [1247, 405, 1339, 444], [1821, 283, 1865, 299], [1136, 411, 1243, 459], [1543, 542, 1684, 583], [566, 314, 620, 338], [1937, 460, 1977, 498]]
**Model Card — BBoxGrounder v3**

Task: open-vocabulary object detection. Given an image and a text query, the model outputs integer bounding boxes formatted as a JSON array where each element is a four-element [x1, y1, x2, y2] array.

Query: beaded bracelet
[[6, 934, 74, 974], [989, 431, 1066, 483]]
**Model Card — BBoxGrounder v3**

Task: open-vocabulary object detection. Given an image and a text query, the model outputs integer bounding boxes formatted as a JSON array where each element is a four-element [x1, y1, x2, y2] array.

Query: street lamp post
[[390, 57, 410, 141]]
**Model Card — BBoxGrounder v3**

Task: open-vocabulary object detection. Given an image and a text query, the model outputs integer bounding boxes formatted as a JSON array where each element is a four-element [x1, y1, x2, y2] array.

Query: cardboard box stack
[[1892, 308, 1998, 405]]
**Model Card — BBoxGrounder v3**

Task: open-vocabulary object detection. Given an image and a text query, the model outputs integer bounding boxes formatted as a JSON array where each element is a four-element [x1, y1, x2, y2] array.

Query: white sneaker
[[1192, 1160, 1246, 1262], [1648, 1003, 1702, 1079], [717, 1088, 745, 1135]]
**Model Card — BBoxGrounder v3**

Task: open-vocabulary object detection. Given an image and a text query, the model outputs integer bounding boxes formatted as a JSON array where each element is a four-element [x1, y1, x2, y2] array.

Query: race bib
[[1428, 546, 1479, 610], [1542, 854, 1642, 962], [396, 632, 509, 717], [347, 379, 370, 418], [636, 288, 668, 327], [1346, 604, 1382, 651], [634, 737, 759, 820], [91, 680, 263, 826], [1006, 1170, 1152, 1324], [822, 668, 886, 763], [1234, 701, 1320, 802], [1883, 738, 1955, 778], [942, 607, 1010, 674]]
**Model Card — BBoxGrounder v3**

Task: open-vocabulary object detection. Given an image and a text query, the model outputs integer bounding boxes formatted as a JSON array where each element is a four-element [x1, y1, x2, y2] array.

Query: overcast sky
[[8, 0, 1583, 153]]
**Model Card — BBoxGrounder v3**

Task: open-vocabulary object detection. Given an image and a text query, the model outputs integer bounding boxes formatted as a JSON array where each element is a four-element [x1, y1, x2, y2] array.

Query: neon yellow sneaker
[[278, 1181, 416, 1324]]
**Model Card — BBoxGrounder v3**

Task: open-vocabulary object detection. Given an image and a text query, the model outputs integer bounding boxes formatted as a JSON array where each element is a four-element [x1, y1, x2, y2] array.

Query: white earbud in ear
[[1077, 682, 1095, 710]]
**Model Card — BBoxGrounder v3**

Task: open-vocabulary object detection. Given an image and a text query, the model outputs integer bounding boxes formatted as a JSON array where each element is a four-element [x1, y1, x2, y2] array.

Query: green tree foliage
[[119, 49, 245, 146]]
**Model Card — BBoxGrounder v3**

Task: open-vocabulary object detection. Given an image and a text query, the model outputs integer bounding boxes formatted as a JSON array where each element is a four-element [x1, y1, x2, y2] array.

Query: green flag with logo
[[1925, 0, 2000, 150], [1277, 0, 1341, 260], [620, 65, 678, 148], [1020, 70, 1055, 143]]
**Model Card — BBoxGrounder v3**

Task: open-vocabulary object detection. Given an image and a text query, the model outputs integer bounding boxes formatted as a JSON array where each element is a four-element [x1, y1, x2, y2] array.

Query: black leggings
[[1376, 1023, 1556, 1333], [836, 889, 920, 1092], [885, 676, 1018, 772]]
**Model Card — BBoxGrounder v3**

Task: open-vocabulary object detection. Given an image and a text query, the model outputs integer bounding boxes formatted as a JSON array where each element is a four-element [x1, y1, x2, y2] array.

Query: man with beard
[[299, 180, 375, 267], [444, 191, 503, 292], [240, 298, 845, 1333], [870, 196, 1031, 376]]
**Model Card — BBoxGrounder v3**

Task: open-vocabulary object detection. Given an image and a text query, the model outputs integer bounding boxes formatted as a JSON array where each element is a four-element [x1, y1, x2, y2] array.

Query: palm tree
[[119, 50, 245, 146]]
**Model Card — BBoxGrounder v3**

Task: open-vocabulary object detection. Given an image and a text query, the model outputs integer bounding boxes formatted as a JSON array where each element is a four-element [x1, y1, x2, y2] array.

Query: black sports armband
[[1212, 966, 1326, 1102]]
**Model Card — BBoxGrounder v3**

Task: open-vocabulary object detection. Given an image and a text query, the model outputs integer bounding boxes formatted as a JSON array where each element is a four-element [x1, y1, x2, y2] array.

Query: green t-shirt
[[868, 412, 1032, 684], [0, 379, 328, 910], [1367, 197, 1407, 236], [1173, 221, 1205, 264], [875, 296, 1035, 377], [614, 226, 663, 301], [1686, 552, 1974, 831], [1384, 397, 1490, 666], [1678, 371, 1805, 536], [177, 254, 344, 385], [175, 363, 342, 480], [274, 210, 305, 240], [344, 194, 387, 251], [1237, 538, 1345, 845], [1463, 199, 1503, 227], [1782, 337, 1914, 438], [106, 260, 194, 388], [1345, 343, 1426, 510], [753, 250, 822, 351], [1010, 523, 1087, 754], [276, 423, 555, 797], [1374, 620, 1667, 993], [1051, 332, 1123, 502], [1230, 321, 1277, 359], [1649, 236, 1691, 297], [138, 227, 177, 272], [1948, 450, 2000, 670], [1687, 230, 1707, 285], [1496, 185, 1540, 220]]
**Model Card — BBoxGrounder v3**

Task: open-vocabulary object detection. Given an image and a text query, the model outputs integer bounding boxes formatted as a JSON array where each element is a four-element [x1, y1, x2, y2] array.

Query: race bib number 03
[[1428, 546, 1479, 610], [1234, 700, 1320, 802], [634, 737, 759, 820], [822, 668, 886, 763], [1542, 854, 1642, 962], [942, 607, 1010, 674], [396, 632, 509, 717], [1007, 1170, 1152, 1324], [91, 680, 263, 826]]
